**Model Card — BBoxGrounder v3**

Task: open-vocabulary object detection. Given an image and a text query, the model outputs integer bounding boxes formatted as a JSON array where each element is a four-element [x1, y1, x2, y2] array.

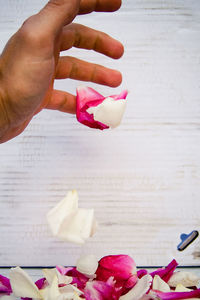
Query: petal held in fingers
[[61, 23, 124, 59], [55, 56, 122, 87], [79, 0, 122, 14]]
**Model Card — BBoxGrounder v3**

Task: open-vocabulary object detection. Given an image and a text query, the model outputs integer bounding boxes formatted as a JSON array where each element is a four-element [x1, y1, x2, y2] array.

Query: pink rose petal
[[96, 255, 136, 282], [150, 259, 178, 283], [0, 275, 12, 295], [96, 255, 137, 296], [137, 269, 149, 279], [84, 279, 121, 300], [152, 289, 200, 299], [57, 266, 88, 290]]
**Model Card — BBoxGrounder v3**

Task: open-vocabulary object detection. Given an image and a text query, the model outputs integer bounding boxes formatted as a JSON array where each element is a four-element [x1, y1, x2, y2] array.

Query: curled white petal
[[42, 268, 57, 285], [9, 267, 41, 299], [152, 275, 170, 292], [40, 276, 60, 300], [47, 190, 97, 244], [47, 190, 78, 236], [168, 271, 200, 288], [119, 274, 152, 300], [87, 97, 127, 128], [76, 255, 98, 276]]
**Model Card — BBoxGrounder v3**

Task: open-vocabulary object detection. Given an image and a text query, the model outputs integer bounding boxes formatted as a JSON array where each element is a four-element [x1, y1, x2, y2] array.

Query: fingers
[[55, 56, 122, 87], [79, 0, 121, 14], [46, 89, 76, 113], [60, 23, 124, 59], [30, 0, 80, 36]]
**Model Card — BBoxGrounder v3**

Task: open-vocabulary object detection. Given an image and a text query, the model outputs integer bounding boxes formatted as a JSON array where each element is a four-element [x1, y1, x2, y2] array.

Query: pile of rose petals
[[0, 255, 199, 300]]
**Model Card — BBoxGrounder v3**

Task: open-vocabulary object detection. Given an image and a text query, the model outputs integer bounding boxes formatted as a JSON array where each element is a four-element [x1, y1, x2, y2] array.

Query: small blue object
[[177, 230, 199, 251]]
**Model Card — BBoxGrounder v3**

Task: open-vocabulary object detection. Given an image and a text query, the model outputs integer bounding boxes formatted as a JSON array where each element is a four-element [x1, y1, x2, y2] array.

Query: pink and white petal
[[77, 86, 104, 107], [111, 90, 128, 100], [76, 86, 128, 130], [9, 267, 41, 299]]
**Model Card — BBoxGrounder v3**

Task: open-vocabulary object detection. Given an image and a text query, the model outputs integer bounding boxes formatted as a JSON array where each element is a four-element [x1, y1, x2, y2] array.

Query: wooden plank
[[0, 0, 200, 267]]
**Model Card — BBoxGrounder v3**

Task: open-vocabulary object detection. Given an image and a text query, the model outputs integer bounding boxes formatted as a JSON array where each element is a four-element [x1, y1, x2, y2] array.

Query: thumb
[[38, 0, 80, 35]]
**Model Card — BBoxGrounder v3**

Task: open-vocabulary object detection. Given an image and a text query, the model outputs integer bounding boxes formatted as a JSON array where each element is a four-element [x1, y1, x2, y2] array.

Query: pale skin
[[0, 0, 124, 143]]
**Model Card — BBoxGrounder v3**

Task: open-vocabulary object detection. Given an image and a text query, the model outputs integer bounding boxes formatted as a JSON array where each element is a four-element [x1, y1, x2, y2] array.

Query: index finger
[[79, 0, 121, 14]]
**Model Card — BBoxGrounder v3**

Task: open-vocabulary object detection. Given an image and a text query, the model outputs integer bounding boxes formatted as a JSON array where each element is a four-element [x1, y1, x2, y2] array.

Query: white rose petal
[[168, 271, 200, 288], [87, 97, 127, 128], [174, 284, 200, 299], [47, 190, 78, 237], [152, 275, 170, 292], [76, 255, 98, 276], [9, 267, 41, 299], [175, 284, 192, 292], [40, 276, 60, 300], [47, 190, 97, 244], [119, 274, 152, 300]]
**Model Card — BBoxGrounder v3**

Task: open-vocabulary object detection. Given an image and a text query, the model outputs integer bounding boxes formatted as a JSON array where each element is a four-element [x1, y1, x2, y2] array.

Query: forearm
[[0, 61, 9, 143], [0, 97, 9, 144]]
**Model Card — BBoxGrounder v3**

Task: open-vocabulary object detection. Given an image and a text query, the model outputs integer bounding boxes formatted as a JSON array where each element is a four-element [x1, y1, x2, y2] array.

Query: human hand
[[0, 0, 123, 143]]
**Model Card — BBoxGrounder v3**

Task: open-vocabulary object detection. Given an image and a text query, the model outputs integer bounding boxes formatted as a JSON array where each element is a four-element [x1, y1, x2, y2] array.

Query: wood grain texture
[[0, 0, 200, 267]]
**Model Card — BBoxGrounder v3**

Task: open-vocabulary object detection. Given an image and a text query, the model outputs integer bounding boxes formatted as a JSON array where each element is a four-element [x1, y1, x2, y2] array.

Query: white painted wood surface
[[0, 0, 200, 267]]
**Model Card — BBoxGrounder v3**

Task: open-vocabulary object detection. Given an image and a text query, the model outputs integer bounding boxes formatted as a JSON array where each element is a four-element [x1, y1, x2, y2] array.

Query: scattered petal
[[84, 279, 121, 300], [9, 267, 41, 299], [76, 86, 128, 130], [56, 266, 74, 276], [168, 272, 200, 288], [0, 274, 12, 294], [96, 255, 137, 282], [175, 284, 192, 292], [39, 276, 60, 300], [35, 278, 47, 290], [42, 268, 57, 285], [57, 266, 88, 290], [119, 274, 152, 300], [137, 269, 148, 279], [151, 289, 200, 300], [152, 275, 171, 292], [150, 259, 178, 283], [76, 255, 98, 277]]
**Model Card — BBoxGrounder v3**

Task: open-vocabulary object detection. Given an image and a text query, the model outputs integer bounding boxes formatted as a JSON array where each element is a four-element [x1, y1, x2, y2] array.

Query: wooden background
[[0, 0, 200, 267]]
